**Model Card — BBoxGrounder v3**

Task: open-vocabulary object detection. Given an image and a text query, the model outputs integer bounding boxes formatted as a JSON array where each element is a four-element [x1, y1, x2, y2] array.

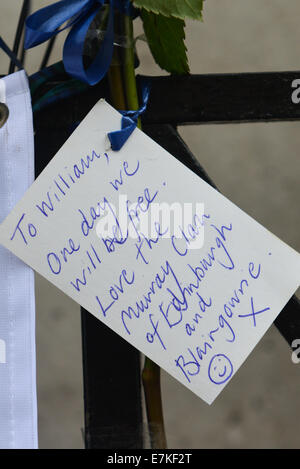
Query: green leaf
[[133, 0, 203, 20], [141, 10, 189, 74]]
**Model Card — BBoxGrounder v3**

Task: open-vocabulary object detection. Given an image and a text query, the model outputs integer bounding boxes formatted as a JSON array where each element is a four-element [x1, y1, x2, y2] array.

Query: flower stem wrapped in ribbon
[[25, 0, 134, 86], [108, 77, 150, 150]]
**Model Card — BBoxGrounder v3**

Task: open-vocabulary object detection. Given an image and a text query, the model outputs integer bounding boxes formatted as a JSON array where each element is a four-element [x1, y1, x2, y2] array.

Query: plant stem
[[123, 17, 138, 107], [107, 11, 126, 109], [107, 51, 126, 109], [142, 357, 167, 449], [123, 14, 141, 126]]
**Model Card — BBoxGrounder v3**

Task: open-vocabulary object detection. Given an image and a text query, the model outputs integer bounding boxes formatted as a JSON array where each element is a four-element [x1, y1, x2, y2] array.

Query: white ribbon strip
[[0, 70, 38, 449], [0, 79, 6, 103]]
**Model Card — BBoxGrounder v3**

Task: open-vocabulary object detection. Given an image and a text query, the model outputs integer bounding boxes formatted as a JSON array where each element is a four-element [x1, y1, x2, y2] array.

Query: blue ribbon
[[25, 0, 133, 86], [108, 79, 150, 151]]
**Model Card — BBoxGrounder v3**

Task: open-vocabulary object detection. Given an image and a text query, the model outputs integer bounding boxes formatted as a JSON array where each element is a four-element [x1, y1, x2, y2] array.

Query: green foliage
[[141, 10, 189, 74], [134, 1, 203, 74], [133, 0, 203, 20]]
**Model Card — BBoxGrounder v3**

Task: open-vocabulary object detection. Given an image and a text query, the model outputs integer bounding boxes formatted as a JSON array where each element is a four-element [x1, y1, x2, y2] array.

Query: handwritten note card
[[0, 99, 299, 404]]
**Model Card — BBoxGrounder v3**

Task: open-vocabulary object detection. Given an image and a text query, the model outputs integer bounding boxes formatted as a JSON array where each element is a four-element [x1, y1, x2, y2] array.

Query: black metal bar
[[33, 71, 300, 127], [8, 0, 30, 73], [81, 310, 143, 449], [274, 296, 300, 346], [32, 75, 300, 449], [139, 72, 300, 125], [40, 36, 56, 71]]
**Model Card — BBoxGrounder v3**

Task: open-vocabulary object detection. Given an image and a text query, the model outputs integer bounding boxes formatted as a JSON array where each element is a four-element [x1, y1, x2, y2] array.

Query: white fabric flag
[[0, 70, 37, 449]]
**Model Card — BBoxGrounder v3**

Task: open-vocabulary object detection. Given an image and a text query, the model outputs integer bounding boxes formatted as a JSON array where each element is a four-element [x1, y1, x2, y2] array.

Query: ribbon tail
[[25, 0, 93, 49], [63, 0, 114, 85], [108, 116, 137, 151], [108, 79, 151, 151]]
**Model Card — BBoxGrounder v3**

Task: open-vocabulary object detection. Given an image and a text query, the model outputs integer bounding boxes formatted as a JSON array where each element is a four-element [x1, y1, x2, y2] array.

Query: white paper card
[[0, 99, 299, 404]]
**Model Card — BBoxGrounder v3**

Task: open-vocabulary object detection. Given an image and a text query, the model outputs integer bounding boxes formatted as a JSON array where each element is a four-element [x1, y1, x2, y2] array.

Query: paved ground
[[1, 0, 300, 448]]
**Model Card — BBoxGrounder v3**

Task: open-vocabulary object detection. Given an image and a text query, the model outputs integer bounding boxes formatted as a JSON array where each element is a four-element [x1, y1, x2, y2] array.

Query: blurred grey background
[[1, 0, 300, 448]]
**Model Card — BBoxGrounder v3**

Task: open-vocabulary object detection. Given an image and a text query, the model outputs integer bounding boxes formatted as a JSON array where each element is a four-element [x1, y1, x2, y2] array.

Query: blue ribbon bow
[[25, 0, 133, 86], [108, 79, 150, 150], [25, 0, 148, 151]]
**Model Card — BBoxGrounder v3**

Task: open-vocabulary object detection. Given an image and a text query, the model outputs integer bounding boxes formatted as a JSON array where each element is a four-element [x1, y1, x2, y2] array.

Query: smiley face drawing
[[208, 354, 233, 385]]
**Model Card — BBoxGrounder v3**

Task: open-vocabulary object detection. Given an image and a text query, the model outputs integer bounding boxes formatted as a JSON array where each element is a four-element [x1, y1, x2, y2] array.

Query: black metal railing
[[33, 71, 300, 448]]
